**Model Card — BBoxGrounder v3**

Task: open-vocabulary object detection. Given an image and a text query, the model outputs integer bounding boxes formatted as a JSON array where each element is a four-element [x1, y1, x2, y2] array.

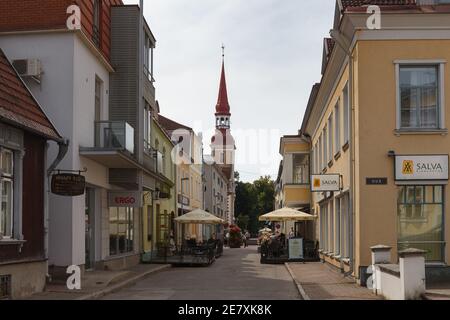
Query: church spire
[[216, 45, 231, 116]]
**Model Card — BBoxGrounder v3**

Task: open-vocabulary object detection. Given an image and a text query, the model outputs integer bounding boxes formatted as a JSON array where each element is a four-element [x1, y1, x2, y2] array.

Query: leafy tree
[[234, 173, 275, 235]]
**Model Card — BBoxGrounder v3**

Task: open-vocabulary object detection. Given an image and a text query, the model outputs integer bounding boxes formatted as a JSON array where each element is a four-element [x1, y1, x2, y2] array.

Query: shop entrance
[[85, 187, 96, 270]]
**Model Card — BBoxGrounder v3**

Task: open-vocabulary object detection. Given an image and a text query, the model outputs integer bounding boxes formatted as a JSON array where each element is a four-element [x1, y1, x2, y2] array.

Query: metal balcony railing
[[95, 121, 135, 154]]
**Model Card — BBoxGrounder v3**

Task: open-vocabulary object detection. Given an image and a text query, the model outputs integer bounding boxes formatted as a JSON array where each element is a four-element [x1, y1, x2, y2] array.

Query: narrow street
[[102, 246, 300, 300]]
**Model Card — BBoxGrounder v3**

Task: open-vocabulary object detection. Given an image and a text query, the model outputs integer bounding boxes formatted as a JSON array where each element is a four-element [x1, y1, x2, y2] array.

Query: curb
[[76, 264, 171, 300], [284, 263, 310, 301]]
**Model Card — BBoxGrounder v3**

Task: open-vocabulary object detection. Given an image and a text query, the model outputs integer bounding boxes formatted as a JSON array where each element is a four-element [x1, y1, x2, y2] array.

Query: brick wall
[[0, 0, 123, 62]]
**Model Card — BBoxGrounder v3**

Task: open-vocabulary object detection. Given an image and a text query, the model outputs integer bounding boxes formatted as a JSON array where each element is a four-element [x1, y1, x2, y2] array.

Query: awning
[[174, 209, 225, 225], [259, 207, 316, 222]]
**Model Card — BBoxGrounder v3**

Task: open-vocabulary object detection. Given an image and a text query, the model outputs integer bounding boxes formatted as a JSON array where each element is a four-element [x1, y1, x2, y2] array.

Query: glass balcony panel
[[95, 121, 135, 154]]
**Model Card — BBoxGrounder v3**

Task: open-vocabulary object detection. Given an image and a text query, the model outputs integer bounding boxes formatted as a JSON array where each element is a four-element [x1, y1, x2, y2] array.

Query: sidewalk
[[27, 264, 170, 300], [285, 262, 382, 300]]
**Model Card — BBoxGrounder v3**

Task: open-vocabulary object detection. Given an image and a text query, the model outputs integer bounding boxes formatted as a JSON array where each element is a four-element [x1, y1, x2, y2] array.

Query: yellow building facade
[[301, 3, 450, 284], [142, 117, 176, 254]]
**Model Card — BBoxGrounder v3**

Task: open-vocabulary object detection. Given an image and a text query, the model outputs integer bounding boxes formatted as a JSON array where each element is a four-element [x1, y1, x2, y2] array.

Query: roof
[[300, 83, 321, 135], [0, 49, 61, 141], [215, 61, 231, 116], [157, 114, 193, 136], [340, 0, 416, 11]]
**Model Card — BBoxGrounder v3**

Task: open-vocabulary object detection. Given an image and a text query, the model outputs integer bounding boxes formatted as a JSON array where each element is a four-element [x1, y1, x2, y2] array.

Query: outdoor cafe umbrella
[[259, 227, 272, 233], [258, 207, 316, 222], [175, 209, 225, 225]]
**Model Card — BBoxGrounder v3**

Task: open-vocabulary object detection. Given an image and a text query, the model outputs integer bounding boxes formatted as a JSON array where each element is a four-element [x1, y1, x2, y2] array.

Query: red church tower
[[211, 47, 236, 224]]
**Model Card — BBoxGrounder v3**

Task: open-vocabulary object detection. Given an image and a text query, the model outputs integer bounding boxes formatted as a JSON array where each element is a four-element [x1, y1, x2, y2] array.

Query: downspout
[[45, 139, 69, 281], [330, 29, 355, 277]]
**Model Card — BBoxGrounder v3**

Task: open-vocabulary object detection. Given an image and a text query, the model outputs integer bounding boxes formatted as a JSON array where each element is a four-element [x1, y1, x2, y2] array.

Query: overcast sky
[[124, 0, 336, 182]]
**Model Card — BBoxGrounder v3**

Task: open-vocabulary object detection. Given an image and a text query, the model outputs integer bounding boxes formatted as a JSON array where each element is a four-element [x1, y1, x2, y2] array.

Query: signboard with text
[[288, 238, 304, 260], [108, 191, 142, 208], [51, 174, 85, 196], [311, 174, 341, 192], [395, 155, 449, 181]]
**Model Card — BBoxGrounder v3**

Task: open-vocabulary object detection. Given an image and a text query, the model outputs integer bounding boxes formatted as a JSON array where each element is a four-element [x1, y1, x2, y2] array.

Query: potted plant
[[228, 225, 242, 248]]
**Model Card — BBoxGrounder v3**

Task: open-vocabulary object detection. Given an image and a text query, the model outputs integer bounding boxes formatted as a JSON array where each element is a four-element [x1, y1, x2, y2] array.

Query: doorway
[[85, 188, 96, 270]]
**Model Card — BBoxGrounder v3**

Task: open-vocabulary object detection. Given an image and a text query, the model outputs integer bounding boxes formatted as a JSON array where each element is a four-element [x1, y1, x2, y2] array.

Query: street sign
[[51, 173, 85, 196], [108, 191, 142, 208], [311, 174, 341, 192], [366, 177, 388, 185], [395, 155, 449, 181]]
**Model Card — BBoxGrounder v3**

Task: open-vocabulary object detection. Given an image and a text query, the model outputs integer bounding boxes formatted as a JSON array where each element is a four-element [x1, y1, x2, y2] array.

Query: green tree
[[234, 174, 275, 235]]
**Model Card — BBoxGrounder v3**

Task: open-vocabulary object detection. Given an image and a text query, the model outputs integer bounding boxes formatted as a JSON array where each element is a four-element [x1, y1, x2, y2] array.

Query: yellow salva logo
[[402, 160, 414, 175], [313, 179, 321, 188]]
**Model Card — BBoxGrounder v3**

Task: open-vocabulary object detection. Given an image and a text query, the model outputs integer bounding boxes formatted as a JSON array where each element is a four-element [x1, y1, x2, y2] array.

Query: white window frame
[[0, 149, 14, 239], [334, 100, 340, 155], [343, 82, 350, 145], [395, 60, 446, 131], [328, 116, 333, 163]]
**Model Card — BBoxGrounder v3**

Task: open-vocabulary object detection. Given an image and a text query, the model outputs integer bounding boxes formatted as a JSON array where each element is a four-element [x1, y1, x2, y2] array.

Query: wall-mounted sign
[[311, 174, 341, 192], [51, 174, 85, 196], [395, 155, 449, 181], [178, 194, 190, 206], [366, 178, 388, 185], [108, 191, 142, 208]]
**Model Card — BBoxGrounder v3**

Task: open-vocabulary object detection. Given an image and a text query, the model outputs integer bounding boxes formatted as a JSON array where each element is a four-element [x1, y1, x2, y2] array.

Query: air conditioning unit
[[12, 59, 42, 77]]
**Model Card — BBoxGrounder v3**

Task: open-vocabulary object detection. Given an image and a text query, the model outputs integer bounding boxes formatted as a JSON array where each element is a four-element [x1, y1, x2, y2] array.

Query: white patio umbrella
[[258, 207, 316, 222], [175, 209, 225, 225]]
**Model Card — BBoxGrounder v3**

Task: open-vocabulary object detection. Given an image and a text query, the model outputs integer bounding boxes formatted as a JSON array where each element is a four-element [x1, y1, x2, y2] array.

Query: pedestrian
[[242, 231, 248, 248], [289, 227, 295, 239]]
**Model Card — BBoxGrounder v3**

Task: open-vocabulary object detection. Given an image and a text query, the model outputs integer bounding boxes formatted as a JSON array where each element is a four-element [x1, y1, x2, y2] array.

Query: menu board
[[289, 238, 304, 260]]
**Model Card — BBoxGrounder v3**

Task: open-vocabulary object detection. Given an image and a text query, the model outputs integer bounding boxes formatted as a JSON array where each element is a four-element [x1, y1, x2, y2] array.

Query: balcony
[[95, 121, 135, 154], [80, 121, 141, 169]]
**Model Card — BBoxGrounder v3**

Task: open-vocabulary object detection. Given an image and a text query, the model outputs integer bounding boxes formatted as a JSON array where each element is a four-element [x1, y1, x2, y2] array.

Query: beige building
[[301, 0, 450, 284]]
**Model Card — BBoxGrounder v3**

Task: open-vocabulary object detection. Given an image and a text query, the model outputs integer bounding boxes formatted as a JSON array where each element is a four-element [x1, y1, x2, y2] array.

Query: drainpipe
[[45, 139, 69, 281], [330, 29, 355, 278]]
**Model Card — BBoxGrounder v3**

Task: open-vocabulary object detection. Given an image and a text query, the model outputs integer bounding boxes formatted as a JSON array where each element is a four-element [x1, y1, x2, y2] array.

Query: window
[[334, 101, 340, 154], [144, 34, 154, 82], [109, 207, 134, 256], [335, 197, 341, 256], [318, 135, 323, 171], [0, 149, 14, 238], [293, 154, 309, 184], [343, 83, 350, 144], [320, 203, 329, 251], [144, 105, 151, 151], [95, 77, 102, 122], [398, 185, 444, 261], [329, 201, 334, 253], [93, 0, 101, 47], [399, 65, 440, 129], [323, 127, 328, 169], [328, 116, 333, 163]]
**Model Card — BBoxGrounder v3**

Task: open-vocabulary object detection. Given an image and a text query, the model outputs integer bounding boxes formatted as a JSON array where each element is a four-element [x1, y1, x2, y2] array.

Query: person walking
[[242, 230, 248, 248]]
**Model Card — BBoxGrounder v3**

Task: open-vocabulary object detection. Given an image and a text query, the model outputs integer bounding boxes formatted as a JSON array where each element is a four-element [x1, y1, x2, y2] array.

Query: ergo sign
[[108, 192, 142, 208]]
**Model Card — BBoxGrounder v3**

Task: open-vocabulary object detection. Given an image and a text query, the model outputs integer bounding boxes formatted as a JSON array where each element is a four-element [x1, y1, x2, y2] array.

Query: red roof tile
[[157, 114, 193, 136], [0, 49, 61, 141], [341, 0, 417, 11]]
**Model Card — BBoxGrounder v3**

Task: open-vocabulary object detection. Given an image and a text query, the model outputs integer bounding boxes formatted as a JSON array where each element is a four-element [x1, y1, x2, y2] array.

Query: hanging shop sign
[[395, 155, 449, 181], [311, 174, 341, 192], [51, 173, 85, 196], [108, 191, 142, 208]]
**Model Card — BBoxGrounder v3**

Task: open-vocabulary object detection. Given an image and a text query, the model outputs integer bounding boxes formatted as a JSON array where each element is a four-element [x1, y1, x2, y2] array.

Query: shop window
[[0, 149, 14, 239], [398, 185, 444, 262], [398, 65, 441, 130], [109, 207, 134, 256]]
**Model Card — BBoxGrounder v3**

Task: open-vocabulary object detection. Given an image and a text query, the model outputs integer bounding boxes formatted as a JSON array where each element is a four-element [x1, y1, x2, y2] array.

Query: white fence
[[367, 245, 426, 300]]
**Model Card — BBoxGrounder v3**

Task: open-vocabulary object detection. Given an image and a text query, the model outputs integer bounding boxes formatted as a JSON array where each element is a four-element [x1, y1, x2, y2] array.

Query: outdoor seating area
[[144, 209, 225, 266], [258, 207, 319, 264]]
